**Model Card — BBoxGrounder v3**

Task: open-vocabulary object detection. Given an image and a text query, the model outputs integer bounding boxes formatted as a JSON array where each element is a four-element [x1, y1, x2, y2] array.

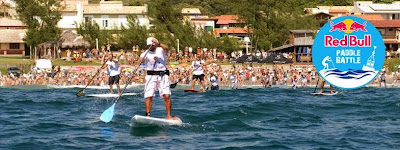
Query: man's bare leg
[[191, 79, 196, 90], [145, 97, 153, 117], [201, 80, 206, 92], [319, 81, 325, 93], [163, 94, 173, 119], [109, 85, 113, 94], [116, 83, 121, 95]]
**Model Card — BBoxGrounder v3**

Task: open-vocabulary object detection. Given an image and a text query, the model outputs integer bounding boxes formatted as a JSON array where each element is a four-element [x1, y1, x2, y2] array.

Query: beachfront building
[[0, 17, 27, 56], [310, 12, 332, 27], [212, 15, 250, 53], [59, 0, 149, 32], [190, 18, 216, 32], [181, 8, 208, 21], [189, 14, 251, 54], [305, 6, 353, 19], [268, 30, 315, 64], [352, 1, 400, 20], [369, 20, 400, 53], [0, 0, 17, 18], [351, 14, 400, 53]]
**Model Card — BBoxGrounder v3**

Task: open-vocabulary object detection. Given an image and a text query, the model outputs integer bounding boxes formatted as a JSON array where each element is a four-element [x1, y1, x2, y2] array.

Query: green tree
[[235, 0, 319, 52], [76, 21, 101, 47], [147, 0, 182, 47], [117, 15, 149, 50], [14, 0, 62, 47], [217, 35, 240, 54], [76, 21, 117, 49]]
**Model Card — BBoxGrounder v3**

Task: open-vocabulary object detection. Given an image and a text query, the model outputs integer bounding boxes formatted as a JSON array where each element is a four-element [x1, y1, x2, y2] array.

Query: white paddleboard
[[312, 91, 338, 96], [131, 115, 183, 126], [47, 84, 142, 89], [86, 93, 139, 97]]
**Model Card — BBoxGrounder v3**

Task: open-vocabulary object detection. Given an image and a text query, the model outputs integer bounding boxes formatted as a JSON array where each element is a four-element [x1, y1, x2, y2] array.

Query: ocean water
[[1, 85, 400, 149]]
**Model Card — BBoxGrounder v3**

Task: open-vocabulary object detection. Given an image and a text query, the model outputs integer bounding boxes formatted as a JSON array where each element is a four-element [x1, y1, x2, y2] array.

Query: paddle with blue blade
[[100, 74, 134, 123], [100, 50, 150, 123]]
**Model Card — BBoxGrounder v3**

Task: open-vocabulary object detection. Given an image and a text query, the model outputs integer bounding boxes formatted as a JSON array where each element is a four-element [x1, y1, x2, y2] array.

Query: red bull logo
[[313, 16, 385, 89], [324, 35, 371, 47], [329, 19, 367, 33]]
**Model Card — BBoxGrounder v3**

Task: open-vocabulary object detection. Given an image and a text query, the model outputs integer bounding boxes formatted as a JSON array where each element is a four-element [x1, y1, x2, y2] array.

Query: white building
[[59, 0, 149, 31], [352, 1, 400, 20]]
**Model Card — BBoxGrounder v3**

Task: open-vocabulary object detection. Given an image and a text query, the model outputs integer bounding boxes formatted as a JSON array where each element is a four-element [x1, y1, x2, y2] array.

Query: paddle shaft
[[171, 63, 203, 85], [314, 76, 320, 93], [81, 62, 107, 91], [113, 49, 150, 104]]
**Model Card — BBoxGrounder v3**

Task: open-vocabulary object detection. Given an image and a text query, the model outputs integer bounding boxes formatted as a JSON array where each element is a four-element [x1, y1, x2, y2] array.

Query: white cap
[[146, 37, 155, 46]]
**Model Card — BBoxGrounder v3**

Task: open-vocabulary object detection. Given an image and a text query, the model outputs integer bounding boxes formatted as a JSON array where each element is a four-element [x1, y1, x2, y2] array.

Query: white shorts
[[144, 75, 171, 98]]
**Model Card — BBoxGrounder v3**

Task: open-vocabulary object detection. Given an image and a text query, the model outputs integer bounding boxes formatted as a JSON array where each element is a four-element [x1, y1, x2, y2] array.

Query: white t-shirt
[[230, 75, 237, 83], [210, 76, 218, 86], [106, 59, 120, 76], [192, 60, 205, 75], [140, 47, 167, 71]]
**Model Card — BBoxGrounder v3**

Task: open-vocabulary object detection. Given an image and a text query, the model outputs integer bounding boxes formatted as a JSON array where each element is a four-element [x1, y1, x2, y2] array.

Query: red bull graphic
[[329, 22, 347, 32], [349, 21, 367, 32], [329, 19, 367, 33], [312, 16, 385, 89], [324, 35, 371, 47]]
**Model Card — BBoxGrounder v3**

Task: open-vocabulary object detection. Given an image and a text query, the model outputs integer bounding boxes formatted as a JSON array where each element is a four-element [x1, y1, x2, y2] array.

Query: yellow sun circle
[[343, 19, 354, 34]]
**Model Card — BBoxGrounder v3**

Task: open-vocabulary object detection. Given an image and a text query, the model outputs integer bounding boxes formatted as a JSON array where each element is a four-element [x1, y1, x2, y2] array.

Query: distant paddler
[[102, 52, 121, 94], [191, 54, 207, 92], [230, 72, 239, 89], [318, 78, 334, 94], [209, 72, 219, 90], [208, 61, 222, 90]]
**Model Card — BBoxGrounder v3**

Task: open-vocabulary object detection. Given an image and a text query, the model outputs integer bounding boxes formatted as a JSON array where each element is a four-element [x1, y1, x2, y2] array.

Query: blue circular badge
[[312, 16, 385, 89]]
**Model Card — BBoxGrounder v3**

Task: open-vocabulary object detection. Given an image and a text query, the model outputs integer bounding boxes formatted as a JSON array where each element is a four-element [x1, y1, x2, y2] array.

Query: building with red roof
[[329, 9, 349, 18], [369, 20, 400, 51], [190, 14, 251, 53], [352, 14, 384, 20]]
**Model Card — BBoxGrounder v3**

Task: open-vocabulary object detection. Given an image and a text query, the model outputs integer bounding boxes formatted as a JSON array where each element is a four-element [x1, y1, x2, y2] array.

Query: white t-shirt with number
[[210, 76, 218, 86], [192, 60, 205, 75], [140, 47, 167, 71], [106, 59, 120, 76]]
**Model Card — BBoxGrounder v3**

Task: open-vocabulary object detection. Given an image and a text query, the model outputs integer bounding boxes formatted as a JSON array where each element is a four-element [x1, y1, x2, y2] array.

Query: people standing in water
[[209, 72, 219, 90], [379, 71, 386, 88], [301, 73, 307, 87], [208, 62, 221, 90], [291, 72, 298, 89], [262, 71, 272, 88], [103, 52, 121, 94], [191, 54, 207, 92], [230, 72, 239, 89], [134, 37, 177, 120]]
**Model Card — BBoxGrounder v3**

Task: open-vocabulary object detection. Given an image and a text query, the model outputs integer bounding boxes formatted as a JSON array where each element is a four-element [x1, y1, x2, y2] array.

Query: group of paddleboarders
[[97, 37, 224, 120], [189, 55, 224, 92], [92, 37, 338, 121]]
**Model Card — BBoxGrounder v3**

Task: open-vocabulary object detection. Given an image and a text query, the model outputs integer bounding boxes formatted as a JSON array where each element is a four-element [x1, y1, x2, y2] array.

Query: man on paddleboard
[[318, 78, 334, 94], [191, 54, 207, 92], [103, 52, 121, 94], [134, 37, 176, 120]]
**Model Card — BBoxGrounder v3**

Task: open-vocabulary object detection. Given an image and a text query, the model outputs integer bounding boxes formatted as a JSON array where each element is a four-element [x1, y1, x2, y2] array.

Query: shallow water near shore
[[1, 85, 400, 149]]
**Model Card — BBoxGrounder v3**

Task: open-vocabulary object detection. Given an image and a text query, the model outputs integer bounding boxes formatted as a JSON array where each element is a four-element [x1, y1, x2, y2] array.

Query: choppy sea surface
[[1, 85, 400, 149]]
